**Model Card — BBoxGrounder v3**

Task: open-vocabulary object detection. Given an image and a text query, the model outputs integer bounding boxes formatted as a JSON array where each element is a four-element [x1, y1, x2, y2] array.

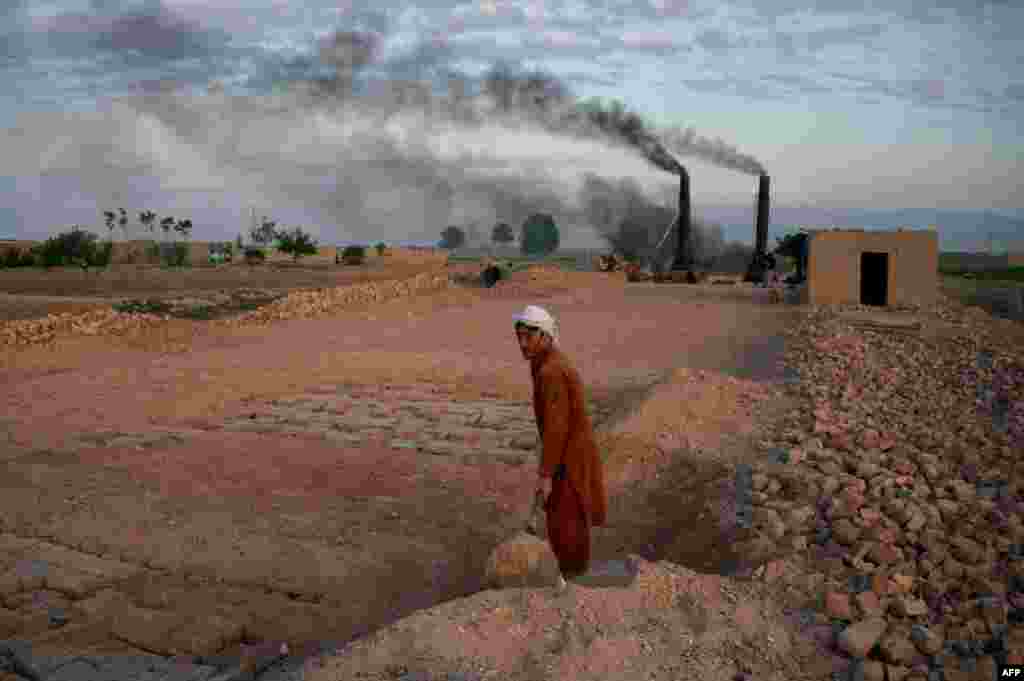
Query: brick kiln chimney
[[670, 168, 692, 271], [744, 174, 773, 283], [755, 174, 770, 256]]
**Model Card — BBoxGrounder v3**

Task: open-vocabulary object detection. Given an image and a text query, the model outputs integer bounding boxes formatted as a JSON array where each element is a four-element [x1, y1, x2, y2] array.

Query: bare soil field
[[0, 262, 811, 678]]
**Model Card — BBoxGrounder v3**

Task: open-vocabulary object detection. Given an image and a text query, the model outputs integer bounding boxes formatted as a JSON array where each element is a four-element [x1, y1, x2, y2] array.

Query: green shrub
[[244, 248, 266, 264], [33, 239, 67, 268], [114, 299, 173, 316], [171, 243, 189, 267], [145, 242, 161, 264], [2, 249, 25, 268], [342, 245, 366, 258], [86, 242, 114, 268], [33, 227, 105, 267], [374, 242, 387, 256]]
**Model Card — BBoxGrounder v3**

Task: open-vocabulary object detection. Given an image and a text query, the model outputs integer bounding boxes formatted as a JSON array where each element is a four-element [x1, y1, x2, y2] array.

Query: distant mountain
[[697, 206, 1024, 253]]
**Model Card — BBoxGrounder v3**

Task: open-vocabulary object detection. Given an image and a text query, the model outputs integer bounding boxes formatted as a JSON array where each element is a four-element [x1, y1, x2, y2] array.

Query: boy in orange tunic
[[514, 305, 608, 590]]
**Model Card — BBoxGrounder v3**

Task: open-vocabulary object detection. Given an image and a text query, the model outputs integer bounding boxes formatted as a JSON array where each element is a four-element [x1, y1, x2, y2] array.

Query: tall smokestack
[[755, 174, 770, 256], [744, 173, 772, 283], [671, 168, 692, 271]]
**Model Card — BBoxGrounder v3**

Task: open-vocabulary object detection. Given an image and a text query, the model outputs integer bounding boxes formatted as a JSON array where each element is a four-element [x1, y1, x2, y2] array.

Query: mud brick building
[[805, 228, 938, 307]]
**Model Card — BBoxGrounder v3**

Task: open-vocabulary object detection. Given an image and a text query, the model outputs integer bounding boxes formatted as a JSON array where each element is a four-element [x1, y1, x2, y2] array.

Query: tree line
[[439, 213, 559, 255]]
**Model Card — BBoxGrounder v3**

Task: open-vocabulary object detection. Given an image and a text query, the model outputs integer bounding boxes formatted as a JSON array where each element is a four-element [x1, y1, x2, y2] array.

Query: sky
[[1, 0, 1021, 250]]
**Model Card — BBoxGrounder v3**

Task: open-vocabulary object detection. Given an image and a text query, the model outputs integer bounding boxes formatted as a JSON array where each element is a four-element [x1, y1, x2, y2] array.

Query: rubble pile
[[0, 308, 168, 348], [212, 271, 451, 328], [0, 272, 452, 348], [734, 298, 1024, 679]]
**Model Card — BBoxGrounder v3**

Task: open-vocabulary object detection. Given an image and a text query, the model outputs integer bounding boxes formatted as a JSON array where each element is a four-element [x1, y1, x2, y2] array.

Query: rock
[[834, 518, 862, 546], [859, 507, 883, 527], [764, 519, 787, 540], [821, 475, 843, 495], [878, 632, 918, 665], [889, 574, 915, 594], [890, 597, 929, 618], [868, 542, 903, 565], [855, 591, 884, 617], [885, 664, 910, 681], [936, 499, 960, 521], [484, 531, 561, 589], [837, 617, 888, 657], [909, 624, 943, 655], [950, 537, 984, 564], [941, 557, 965, 579], [863, 659, 886, 681], [904, 511, 927, 533], [787, 505, 816, 528], [975, 655, 998, 681], [825, 591, 854, 620]]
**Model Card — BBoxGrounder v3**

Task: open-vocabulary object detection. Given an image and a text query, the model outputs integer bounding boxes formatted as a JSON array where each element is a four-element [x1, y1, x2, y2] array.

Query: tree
[[236, 233, 244, 251], [173, 219, 193, 241], [276, 227, 319, 261], [439, 226, 466, 249], [159, 216, 176, 242], [118, 208, 128, 239], [464, 222, 483, 248], [774, 229, 809, 281], [607, 218, 652, 263], [250, 216, 278, 246], [520, 213, 559, 256], [138, 211, 157, 240], [774, 229, 808, 258], [102, 210, 116, 242], [491, 222, 515, 246], [35, 227, 109, 268]]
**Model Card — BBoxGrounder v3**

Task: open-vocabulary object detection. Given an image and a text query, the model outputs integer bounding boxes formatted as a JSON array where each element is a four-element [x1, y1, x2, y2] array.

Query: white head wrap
[[513, 305, 559, 346]]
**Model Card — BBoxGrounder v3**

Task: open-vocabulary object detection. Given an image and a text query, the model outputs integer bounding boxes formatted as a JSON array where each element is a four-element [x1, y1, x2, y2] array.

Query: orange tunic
[[531, 345, 607, 576]]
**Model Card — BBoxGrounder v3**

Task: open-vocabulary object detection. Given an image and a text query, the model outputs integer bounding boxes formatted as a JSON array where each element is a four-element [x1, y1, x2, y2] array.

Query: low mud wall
[[0, 271, 452, 349]]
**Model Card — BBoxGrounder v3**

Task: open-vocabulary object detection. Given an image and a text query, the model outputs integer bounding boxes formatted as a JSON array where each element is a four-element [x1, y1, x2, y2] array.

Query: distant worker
[[513, 305, 607, 591]]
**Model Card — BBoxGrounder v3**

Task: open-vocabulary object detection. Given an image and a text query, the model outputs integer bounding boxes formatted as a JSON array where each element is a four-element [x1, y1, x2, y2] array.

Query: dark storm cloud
[[562, 71, 623, 89], [761, 73, 833, 94], [675, 77, 790, 103], [801, 23, 886, 52], [695, 29, 748, 54], [44, 3, 232, 65], [0, 1, 31, 67], [1005, 83, 1024, 102]]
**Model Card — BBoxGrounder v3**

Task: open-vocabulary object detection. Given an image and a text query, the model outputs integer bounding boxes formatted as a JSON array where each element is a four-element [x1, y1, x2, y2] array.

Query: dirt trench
[[0, 284, 800, 663]]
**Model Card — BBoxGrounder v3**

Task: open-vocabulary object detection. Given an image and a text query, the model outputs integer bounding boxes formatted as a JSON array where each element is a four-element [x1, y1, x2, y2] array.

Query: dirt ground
[[0, 265, 807, 676]]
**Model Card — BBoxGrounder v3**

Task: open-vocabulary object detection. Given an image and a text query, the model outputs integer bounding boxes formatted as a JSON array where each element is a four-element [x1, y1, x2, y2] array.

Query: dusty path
[[0, 278, 802, 671]]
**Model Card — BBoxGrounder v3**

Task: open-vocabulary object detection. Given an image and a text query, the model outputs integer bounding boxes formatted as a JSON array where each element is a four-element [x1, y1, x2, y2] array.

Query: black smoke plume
[[578, 173, 725, 266], [6, 26, 763, 250], [478, 64, 765, 177]]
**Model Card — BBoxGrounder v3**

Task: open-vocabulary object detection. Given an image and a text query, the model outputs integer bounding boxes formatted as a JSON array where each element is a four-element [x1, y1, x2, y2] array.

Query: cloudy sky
[[1, 0, 1021, 249]]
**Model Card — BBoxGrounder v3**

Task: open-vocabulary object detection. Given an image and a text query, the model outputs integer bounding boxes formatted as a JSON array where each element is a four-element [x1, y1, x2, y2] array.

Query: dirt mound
[[305, 558, 815, 681]]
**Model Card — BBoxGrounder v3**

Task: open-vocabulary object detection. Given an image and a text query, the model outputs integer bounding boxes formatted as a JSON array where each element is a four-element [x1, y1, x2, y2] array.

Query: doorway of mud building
[[860, 252, 889, 306]]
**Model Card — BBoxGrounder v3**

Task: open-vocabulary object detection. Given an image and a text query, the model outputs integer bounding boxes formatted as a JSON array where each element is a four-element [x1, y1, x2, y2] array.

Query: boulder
[[484, 531, 561, 589]]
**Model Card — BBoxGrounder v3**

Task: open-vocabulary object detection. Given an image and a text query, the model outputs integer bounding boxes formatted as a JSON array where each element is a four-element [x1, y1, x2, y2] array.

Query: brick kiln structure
[[805, 228, 938, 307]]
